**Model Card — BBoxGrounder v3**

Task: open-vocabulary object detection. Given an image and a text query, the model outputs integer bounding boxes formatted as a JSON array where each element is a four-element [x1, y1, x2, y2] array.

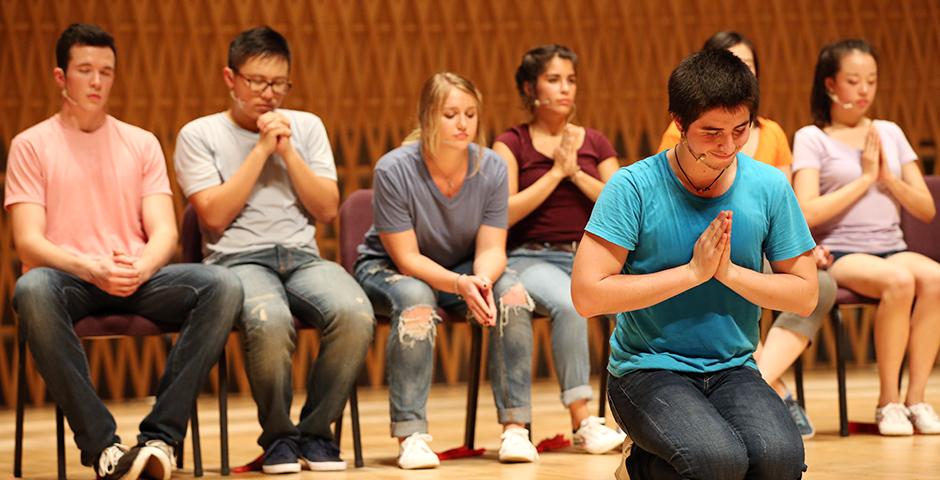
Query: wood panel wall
[[1, 0, 938, 406]]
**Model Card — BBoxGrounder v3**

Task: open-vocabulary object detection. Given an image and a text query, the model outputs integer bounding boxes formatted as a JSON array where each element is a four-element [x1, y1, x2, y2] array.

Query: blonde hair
[[404, 72, 486, 164]]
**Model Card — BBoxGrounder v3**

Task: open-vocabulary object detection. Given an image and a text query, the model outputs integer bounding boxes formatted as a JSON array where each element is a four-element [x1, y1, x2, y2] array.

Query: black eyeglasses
[[234, 71, 292, 95]]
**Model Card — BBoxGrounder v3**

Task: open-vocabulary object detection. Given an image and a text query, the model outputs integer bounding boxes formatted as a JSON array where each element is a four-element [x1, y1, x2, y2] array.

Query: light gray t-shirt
[[357, 142, 508, 268], [174, 109, 337, 261], [792, 120, 915, 253]]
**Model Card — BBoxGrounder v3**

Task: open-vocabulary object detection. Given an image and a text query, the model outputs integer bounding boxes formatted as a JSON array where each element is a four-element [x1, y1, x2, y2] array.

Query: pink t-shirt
[[791, 120, 917, 253], [4, 114, 172, 269]]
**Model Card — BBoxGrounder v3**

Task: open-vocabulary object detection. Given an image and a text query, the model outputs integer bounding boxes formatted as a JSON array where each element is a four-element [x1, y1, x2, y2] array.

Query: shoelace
[[501, 429, 531, 444], [787, 403, 811, 428], [145, 439, 176, 463], [581, 417, 611, 435], [98, 445, 125, 475], [910, 404, 940, 421], [403, 433, 434, 453], [881, 404, 910, 422]]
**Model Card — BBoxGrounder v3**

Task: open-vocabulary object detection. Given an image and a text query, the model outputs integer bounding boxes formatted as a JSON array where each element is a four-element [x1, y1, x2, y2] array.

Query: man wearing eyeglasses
[[174, 26, 374, 474]]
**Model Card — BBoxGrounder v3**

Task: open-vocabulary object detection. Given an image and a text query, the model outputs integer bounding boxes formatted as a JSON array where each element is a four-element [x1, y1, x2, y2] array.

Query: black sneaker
[[784, 394, 816, 439], [300, 436, 347, 471], [262, 438, 301, 474], [96, 443, 151, 480]]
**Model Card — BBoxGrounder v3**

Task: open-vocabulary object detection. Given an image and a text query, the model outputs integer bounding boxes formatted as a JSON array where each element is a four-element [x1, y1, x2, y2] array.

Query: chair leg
[[598, 316, 611, 419], [14, 336, 26, 478], [56, 406, 66, 480], [464, 325, 483, 449], [191, 400, 203, 477], [794, 355, 805, 410], [218, 348, 230, 476], [334, 407, 344, 444], [177, 423, 185, 468], [350, 386, 363, 468], [833, 306, 849, 437]]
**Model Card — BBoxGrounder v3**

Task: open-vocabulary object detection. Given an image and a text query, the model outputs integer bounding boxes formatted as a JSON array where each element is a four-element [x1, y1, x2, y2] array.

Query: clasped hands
[[256, 111, 294, 157], [689, 210, 735, 285], [454, 274, 497, 327]]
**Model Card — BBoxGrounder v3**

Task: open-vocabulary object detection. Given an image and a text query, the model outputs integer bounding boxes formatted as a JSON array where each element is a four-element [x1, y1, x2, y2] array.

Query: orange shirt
[[656, 117, 793, 168]]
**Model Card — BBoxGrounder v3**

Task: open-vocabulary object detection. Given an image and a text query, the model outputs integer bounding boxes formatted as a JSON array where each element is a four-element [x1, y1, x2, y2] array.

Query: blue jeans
[[508, 247, 593, 406], [13, 264, 242, 466], [608, 366, 805, 480], [214, 246, 375, 449], [355, 257, 534, 437]]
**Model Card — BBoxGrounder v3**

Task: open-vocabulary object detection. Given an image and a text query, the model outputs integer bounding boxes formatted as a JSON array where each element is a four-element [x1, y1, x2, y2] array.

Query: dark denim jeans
[[355, 257, 534, 437], [608, 366, 805, 480], [13, 264, 242, 466], [214, 246, 375, 449]]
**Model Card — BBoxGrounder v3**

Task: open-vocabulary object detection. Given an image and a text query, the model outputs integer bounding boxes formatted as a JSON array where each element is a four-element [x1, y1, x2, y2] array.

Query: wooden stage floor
[[4, 367, 940, 479]]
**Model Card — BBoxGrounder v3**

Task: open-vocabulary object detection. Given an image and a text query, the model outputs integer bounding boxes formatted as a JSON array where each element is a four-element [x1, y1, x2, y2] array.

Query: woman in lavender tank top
[[792, 39, 940, 436], [492, 44, 626, 454]]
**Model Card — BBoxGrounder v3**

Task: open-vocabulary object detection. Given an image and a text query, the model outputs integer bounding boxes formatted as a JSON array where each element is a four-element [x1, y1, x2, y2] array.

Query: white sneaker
[[397, 433, 439, 470], [876, 403, 914, 436], [613, 436, 634, 480], [498, 428, 538, 463], [96, 443, 150, 480], [574, 416, 628, 454], [141, 439, 174, 480], [96, 443, 130, 479], [907, 403, 940, 434]]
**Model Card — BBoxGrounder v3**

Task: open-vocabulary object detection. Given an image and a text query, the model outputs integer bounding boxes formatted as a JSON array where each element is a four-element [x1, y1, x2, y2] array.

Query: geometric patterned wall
[[1, 0, 938, 406]]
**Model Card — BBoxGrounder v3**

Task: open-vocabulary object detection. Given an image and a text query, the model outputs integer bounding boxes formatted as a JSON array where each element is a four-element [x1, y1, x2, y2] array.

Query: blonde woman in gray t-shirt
[[355, 72, 539, 469]]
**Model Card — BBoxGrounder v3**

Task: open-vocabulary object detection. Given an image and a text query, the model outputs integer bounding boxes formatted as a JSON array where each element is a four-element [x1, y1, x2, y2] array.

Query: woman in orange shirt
[[656, 31, 836, 439]]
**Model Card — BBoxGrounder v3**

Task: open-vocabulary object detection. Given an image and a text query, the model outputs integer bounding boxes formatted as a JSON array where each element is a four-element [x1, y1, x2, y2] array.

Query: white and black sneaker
[[141, 439, 174, 480], [96, 443, 150, 480]]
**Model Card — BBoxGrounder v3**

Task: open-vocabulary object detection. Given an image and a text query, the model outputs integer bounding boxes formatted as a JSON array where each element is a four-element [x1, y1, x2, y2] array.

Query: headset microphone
[[61, 88, 79, 106], [828, 92, 855, 109]]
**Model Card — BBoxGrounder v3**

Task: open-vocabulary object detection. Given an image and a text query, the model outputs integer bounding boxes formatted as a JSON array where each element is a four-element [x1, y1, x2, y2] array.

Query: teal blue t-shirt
[[585, 151, 815, 376]]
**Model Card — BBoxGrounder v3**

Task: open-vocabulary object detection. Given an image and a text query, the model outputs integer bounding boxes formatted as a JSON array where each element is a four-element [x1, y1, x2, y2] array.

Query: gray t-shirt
[[174, 110, 337, 261], [358, 142, 508, 268]]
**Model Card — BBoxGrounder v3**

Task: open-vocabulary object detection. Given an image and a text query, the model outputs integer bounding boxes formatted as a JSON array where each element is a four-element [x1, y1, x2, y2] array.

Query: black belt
[[519, 241, 579, 253]]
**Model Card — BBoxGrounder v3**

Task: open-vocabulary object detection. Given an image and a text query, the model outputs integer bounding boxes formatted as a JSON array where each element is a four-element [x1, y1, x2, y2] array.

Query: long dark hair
[[514, 44, 578, 111], [810, 39, 878, 127]]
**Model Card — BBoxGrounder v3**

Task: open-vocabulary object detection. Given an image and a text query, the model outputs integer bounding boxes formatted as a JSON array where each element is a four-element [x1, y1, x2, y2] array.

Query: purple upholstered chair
[[337, 189, 489, 450], [823, 175, 940, 436]]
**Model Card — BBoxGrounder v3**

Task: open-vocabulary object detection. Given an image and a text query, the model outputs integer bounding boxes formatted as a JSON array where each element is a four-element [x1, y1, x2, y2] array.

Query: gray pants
[[763, 259, 837, 340]]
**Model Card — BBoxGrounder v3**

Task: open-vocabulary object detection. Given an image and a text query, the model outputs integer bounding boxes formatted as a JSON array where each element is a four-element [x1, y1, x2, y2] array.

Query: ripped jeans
[[215, 246, 375, 449], [354, 257, 534, 437]]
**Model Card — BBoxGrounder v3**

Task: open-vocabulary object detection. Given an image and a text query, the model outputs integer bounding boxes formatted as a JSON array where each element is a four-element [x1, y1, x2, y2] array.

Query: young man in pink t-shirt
[[5, 23, 242, 480]]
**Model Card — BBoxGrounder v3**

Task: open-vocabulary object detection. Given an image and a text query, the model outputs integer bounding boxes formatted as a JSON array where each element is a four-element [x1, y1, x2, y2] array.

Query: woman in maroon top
[[492, 44, 624, 454]]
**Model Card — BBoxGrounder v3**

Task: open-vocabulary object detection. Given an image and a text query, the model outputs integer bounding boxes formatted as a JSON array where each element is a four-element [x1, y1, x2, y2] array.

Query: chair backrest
[[338, 189, 374, 274], [900, 175, 940, 262], [181, 205, 204, 263]]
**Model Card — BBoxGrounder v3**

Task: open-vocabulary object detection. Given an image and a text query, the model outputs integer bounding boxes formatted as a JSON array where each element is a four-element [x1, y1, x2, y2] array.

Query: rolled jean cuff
[[390, 419, 428, 438], [497, 406, 532, 425], [561, 385, 594, 407]]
